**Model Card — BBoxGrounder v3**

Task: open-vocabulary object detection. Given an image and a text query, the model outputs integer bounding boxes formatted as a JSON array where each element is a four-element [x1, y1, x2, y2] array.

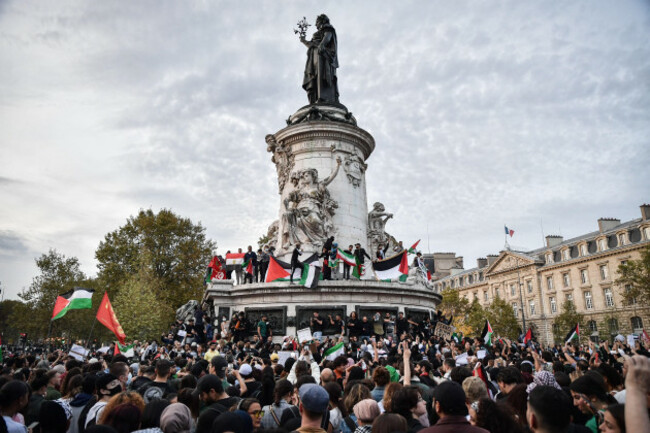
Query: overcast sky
[[1, 1, 649, 300]]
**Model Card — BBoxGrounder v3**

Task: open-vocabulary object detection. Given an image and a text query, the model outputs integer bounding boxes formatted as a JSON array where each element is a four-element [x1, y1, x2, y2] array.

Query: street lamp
[[516, 257, 527, 332]]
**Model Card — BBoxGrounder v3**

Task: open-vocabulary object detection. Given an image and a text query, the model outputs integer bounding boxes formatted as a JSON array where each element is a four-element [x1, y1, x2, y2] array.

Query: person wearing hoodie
[[69, 375, 97, 433]]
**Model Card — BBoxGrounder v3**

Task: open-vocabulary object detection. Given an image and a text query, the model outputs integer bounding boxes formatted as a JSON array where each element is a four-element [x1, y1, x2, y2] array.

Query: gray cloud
[[0, 0, 648, 299]]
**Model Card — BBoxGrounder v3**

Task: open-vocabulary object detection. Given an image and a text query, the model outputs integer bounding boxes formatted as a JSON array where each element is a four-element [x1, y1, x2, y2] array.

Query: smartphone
[[28, 422, 39, 429]]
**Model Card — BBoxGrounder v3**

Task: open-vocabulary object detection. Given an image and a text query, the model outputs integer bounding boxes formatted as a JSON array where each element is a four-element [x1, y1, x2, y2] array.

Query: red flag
[[473, 362, 493, 398], [399, 251, 409, 275], [243, 259, 253, 275], [524, 328, 532, 344], [51, 296, 69, 320], [96, 293, 126, 344], [204, 256, 225, 282]]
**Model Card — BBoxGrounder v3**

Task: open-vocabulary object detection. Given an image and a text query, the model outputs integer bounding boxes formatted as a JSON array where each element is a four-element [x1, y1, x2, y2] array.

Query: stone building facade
[[432, 204, 650, 345]]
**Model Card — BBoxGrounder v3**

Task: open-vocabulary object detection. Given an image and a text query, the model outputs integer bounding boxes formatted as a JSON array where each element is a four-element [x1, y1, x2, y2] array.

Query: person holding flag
[[290, 243, 302, 284], [353, 243, 372, 279]]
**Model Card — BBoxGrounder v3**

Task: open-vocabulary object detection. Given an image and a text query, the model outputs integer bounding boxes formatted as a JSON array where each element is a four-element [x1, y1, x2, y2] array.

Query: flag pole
[[46, 319, 53, 354], [85, 318, 97, 352]]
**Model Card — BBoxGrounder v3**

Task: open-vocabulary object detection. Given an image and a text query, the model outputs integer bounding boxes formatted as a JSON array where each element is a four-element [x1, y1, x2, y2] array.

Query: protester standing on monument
[[354, 243, 372, 277], [258, 315, 272, 341], [393, 241, 404, 254], [244, 246, 257, 284], [321, 246, 332, 280], [290, 243, 303, 284], [260, 246, 270, 282], [311, 311, 325, 341], [376, 245, 386, 260], [343, 244, 353, 280], [234, 247, 244, 285]]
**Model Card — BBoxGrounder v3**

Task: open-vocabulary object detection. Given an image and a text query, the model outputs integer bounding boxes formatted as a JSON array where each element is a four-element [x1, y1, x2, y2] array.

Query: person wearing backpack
[[261, 379, 295, 429]]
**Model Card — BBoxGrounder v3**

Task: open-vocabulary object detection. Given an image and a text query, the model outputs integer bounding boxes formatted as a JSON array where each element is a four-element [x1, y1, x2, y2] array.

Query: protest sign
[[477, 350, 487, 359], [434, 322, 454, 340], [277, 351, 294, 366], [297, 328, 313, 343], [455, 352, 468, 365], [69, 344, 88, 361]]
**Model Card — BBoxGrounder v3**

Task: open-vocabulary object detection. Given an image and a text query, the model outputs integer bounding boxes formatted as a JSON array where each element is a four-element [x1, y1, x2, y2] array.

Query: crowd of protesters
[[1, 306, 650, 433]]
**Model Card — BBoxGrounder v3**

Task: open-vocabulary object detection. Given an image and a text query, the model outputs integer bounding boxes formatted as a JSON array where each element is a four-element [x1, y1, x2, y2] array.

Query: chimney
[[598, 218, 621, 233], [455, 256, 464, 269], [486, 254, 498, 267], [546, 235, 564, 248], [477, 257, 488, 268], [641, 204, 650, 221]]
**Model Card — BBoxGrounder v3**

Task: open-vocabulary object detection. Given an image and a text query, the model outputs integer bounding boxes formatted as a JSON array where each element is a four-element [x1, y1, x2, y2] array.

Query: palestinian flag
[[373, 250, 409, 281], [225, 253, 245, 265], [51, 288, 95, 321], [324, 342, 345, 361], [451, 332, 462, 344], [472, 362, 494, 398], [408, 240, 421, 254], [115, 341, 135, 357], [336, 249, 357, 266], [300, 262, 321, 289], [96, 292, 126, 345], [204, 256, 226, 283], [565, 323, 580, 344], [480, 320, 493, 346], [523, 328, 533, 344], [265, 256, 292, 282], [242, 259, 254, 275]]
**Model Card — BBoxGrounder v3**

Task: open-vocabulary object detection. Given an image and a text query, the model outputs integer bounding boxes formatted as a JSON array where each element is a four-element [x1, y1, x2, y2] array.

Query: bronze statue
[[298, 14, 339, 105]]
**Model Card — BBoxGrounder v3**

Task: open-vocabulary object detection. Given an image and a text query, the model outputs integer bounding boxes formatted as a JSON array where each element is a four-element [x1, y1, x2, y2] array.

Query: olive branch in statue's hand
[[294, 17, 311, 39]]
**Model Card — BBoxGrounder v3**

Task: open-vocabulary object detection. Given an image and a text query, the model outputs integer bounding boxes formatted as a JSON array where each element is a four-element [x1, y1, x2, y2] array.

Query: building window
[[550, 297, 557, 314], [624, 284, 637, 305], [527, 280, 533, 293], [631, 316, 643, 330], [529, 300, 536, 316], [495, 288, 500, 298], [608, 318, 619, 334], [479, 272, 484, 281], [458, 278, 462, 287], [580, 244, 587, 256], [584, 291, 593, 310], [546, 276, 554, 291], [598, 238, 607, 251], [599, 265, 609, 280], [468, 275, 473, 284], [618, 233, 626, 246], [588, 320, 598, 332], [566, 293, 573, 302], [450, 280, 455, 288], [645, 227, 650, 240], [510, 284, 516, 297], [562, 249, 569, 261], [562, 273, 570, 288], [604, 288, 614, 307], [512, 302, 518, 317], [484, 291, 488, 302], [580, 269, 589, 285], [474, 292, 478, 300]]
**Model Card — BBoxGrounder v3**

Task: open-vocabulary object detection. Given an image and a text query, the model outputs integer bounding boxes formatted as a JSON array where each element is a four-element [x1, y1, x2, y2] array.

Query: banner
[[434, 322, 454, 340]]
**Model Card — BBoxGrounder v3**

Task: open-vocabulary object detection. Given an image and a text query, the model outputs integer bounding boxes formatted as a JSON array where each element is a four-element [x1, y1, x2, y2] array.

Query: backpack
[[142, 385, 165, 403], [343, 415, 358, 432]]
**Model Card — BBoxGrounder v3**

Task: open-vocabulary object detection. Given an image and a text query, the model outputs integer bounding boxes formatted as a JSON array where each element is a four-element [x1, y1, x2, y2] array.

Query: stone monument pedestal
[[203, 279, 441, 341]]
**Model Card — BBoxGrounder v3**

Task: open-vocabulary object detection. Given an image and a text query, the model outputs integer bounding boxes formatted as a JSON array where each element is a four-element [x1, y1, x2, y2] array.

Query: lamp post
[[516, 257, 527, 332]]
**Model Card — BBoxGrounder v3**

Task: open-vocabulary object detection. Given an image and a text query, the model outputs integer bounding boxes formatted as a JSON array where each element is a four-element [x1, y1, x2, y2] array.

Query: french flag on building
[[504, 226, 515, 237]]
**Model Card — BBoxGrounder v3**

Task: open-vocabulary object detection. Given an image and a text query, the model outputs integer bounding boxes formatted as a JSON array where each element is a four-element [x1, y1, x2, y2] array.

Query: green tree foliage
[[0, 299, 25, 343], [10, 250, 97, 340], [95, 209, 215, 307], [112, 265, 174, 342], [439, 289, 472, 334], [485, 296, 520, 340], [552, 300, 584, 343], [616, 246, 650, 305], [465, 298, 487, 337]]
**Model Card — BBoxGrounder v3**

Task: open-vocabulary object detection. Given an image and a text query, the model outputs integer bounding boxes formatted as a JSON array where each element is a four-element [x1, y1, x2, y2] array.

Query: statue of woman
[[300, 14, 339, 105]]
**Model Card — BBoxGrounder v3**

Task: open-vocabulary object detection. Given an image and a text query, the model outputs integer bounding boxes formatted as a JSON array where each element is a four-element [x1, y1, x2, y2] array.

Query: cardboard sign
[[69, 344, 89, 361], [477, 350, 487, 359], [277, 351, 294, 366], [434, 322, 454, 340], [297, 328, 313, 343], [455, 352, 468, 365]]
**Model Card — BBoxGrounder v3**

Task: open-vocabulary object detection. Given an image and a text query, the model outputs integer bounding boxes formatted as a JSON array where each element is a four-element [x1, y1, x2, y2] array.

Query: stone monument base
[[203, 280, 441, 340]]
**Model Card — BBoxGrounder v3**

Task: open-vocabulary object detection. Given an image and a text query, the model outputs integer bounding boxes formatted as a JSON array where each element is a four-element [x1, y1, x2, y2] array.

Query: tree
[[95, 209, 215, 307], [112, 265, 174, 342], [552, 300, 584, 343], [0, 299, 25, 343], [616, 246, 650, 305], [465, 298, 487, 337], [10, 250, 94, 340], [485, 296, 520, 340], [439, 289, 472, 335]]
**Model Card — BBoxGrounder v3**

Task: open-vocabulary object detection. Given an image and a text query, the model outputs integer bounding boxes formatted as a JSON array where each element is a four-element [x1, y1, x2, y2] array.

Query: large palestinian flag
[[225, 253, 245, 266], [204, 256, 226, 283], [242, 259, 254, 275], [51, 288, 94, 321], [265, 254, 320, 283], [372, 250, 409, 281], [480, 320, 493, 346], [565, 323, 580, 344]]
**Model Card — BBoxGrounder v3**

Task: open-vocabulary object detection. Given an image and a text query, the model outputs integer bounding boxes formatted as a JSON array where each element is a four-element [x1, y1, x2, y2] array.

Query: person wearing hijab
[[160, 403, 193, 433]]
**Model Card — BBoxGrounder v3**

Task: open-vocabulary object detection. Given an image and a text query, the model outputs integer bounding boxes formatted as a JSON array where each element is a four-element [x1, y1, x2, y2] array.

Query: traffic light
[[20, 333, 27, 343]]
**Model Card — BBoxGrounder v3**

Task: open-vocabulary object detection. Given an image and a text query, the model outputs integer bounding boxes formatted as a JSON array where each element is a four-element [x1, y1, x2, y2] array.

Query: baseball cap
[[432, 381, 467, 415], [298, 384, 329, 414], [239, 363, 253, 377], [270, 353, 279, 362], [211, 356, 228, 378], [193, 374, 224, 396], [96, 374, 121, 396]]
